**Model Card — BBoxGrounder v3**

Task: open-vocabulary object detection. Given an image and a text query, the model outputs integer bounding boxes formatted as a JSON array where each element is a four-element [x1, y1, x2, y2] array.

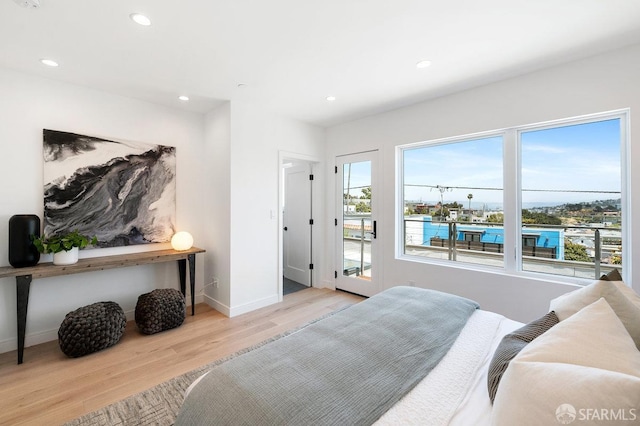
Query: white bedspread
[[376, 310, 522, 426]]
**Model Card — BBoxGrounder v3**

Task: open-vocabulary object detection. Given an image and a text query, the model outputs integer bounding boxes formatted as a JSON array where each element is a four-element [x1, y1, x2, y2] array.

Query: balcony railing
[[343, 215, 373, 278], [403, 218, 622, 280]]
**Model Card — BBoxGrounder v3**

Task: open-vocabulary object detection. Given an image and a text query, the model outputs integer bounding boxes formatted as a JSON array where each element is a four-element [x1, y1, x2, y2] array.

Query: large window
[[402, 135, 504, 268], [399, 111, 627, 282]]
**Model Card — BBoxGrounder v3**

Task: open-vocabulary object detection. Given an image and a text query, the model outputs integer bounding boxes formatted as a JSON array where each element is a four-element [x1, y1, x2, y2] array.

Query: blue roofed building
[[418, 216, 564, 259]]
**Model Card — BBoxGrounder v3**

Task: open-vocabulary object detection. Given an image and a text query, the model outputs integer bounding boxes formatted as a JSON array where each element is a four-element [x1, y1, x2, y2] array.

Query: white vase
[[53, 247, 79, 265]]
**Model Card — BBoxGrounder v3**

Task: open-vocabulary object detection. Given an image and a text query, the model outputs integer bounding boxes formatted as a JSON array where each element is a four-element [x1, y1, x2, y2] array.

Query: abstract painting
[[43, 129, 176, 247]]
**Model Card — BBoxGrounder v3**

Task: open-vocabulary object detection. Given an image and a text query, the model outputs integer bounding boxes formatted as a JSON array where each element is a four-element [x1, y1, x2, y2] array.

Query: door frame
[[278, 151, 320, 301]]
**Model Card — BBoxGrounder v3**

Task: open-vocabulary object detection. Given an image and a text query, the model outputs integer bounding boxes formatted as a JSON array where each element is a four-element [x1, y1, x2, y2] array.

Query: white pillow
[[550, 280, 640, 349], [491, 299, 640, 426], [611, 280, 640, 310]]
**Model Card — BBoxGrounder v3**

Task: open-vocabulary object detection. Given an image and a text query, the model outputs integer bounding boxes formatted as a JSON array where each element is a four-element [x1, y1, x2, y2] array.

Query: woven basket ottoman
[[58, 301, 127, 358], [135, 288, 186, 335]]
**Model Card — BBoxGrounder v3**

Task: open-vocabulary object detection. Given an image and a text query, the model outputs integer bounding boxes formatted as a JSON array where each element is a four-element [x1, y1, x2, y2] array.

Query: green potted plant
[[32, 230, 98, 265]]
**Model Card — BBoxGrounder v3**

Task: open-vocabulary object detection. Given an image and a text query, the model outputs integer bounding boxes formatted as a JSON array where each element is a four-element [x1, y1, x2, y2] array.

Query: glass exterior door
[[336, 151, 379, 297]]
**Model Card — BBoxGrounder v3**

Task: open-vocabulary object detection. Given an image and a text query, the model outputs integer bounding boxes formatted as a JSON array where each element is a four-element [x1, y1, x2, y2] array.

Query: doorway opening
[[279, 152, 318, 300]]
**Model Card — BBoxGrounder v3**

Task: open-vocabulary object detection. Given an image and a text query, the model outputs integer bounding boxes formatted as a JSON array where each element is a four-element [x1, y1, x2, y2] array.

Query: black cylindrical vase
[[9, 214, 41, 268]]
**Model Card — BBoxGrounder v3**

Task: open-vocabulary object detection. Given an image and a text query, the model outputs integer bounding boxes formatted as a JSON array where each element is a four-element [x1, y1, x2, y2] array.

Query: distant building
[[409, 216, 564, 259], [407, 202, 439, 214]]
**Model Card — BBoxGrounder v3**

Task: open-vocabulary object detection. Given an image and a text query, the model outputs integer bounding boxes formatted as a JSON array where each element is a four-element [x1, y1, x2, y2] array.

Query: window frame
[[463, 231, 482, 243], [397, 109, 630, 284], [522, 235, 537, 248]]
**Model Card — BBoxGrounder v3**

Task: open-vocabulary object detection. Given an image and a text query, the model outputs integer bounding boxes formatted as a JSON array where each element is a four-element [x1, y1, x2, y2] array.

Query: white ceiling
[[2, 0, 640, 127]]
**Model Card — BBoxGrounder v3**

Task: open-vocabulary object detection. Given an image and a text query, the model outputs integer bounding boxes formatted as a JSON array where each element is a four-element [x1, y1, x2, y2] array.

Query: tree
[[522, 209, 561, 225], [565, 203, 584, 212], [487, 213, 504, 223], [564, 240, 590, 262], [361, 186, 371, 199], [355, 201, 371, 213], [433, 207, 449, 220], [467, 193, 473, 211]]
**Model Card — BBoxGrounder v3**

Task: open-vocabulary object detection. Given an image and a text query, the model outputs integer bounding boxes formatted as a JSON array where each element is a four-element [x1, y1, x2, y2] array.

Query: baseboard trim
[[319, 279, 336, 290], [203, 294, 230, 316], [0, 328, 55, 354], [203, 294, 279, 318], [229, 294, 279, 317]]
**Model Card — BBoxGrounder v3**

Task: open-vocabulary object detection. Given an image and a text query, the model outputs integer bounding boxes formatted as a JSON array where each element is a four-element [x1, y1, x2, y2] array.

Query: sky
[[403, 118, 621, 208], [343, 161, 372, 198]]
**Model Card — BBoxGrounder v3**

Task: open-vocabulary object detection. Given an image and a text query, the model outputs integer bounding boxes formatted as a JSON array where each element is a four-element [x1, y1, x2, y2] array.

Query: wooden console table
[[0, 246, 205, 364]]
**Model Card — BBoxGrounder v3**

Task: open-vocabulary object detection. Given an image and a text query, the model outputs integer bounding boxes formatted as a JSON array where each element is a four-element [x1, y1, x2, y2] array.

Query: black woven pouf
[[135, 288, 186, 335], [58, 301, 126, 358]]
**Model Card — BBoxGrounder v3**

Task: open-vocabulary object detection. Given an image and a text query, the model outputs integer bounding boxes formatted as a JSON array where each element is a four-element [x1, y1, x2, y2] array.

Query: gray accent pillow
[[487, 311, 559, 404], [600, 269, 623, 282]]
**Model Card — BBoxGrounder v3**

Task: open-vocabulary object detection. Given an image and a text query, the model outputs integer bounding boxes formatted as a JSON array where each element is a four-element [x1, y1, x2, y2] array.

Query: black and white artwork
[[43, 129, 176, 247]]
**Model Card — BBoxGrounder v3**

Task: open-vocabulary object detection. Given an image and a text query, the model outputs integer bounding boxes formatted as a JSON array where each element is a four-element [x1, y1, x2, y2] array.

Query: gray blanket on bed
[[175, 286, 479, 426]]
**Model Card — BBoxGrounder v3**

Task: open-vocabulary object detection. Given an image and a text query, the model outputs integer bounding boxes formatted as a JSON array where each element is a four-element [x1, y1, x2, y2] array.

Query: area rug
[[63, 306, 351, 426]]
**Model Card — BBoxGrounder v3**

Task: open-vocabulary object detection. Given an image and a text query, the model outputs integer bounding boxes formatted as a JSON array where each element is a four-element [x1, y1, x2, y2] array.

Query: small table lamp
[[171, 231, 194, 251]]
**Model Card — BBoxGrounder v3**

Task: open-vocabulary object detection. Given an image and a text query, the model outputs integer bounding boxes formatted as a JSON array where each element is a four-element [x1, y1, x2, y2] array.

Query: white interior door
[[283, 162, 312, 286], [335, 151, 379, 297]]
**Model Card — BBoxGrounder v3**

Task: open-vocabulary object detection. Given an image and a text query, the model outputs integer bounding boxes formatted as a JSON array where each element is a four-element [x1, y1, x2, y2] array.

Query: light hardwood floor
[[0, 287, 364, 426]]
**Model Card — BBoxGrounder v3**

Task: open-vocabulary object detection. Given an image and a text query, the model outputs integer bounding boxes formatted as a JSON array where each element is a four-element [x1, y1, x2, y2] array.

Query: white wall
[[202, 102, 232, 312], [325, 43, 640, 323], [203, 100, 325, 316], [0, 68, 208, 353]]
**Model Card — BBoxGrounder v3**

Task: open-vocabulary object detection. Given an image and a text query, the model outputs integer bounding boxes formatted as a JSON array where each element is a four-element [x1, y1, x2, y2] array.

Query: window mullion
[[619, 112, 631, 283], [503, 129, 519, 272]]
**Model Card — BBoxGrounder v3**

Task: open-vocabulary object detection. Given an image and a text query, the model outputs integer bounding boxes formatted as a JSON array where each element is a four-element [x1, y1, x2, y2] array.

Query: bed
[[175, 279, 640, 426]]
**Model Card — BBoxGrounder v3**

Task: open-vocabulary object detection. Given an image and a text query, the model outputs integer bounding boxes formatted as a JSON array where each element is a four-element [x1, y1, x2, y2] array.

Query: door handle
[[283, 227, 288, 231], [371, 220, 377, 239]]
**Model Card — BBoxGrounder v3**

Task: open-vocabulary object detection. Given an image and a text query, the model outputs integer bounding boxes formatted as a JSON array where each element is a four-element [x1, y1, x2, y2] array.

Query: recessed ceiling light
[[326, 96, 336, 101], [178, 95, 189, 101], [13, 0, 40, 8], [416, 60, 432, 69], [130, 13, 151, 26], [40, 58, 59, 67]]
